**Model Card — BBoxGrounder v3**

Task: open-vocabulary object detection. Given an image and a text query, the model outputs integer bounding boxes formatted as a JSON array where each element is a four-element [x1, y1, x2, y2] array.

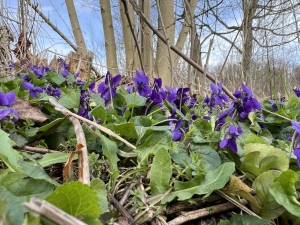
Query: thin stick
[[121, 0, 144, 71], [23, 198, 87, 225], [49, 98, 136, 150], [128, 0, 235, 100], [69, 116, 90, 185], [167, 201, 240, 225], [107, 193, 137, 225], [16, 145, 60, 153]]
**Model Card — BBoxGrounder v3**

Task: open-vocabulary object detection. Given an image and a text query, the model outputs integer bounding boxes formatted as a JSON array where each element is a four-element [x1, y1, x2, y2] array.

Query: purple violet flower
[[98, 71, 122, 102], [45, 84, 61, 98], [132, 70, 152, 97], [291, 120, 300, 167], [22, 82, 43, 98], [293, 87, 300, 97], [210, 82, 229, 105], [0, 108, 18, 122], [170, 118, 183, 141], [219, 125, 242, 153], [0, 91, 16, 107]]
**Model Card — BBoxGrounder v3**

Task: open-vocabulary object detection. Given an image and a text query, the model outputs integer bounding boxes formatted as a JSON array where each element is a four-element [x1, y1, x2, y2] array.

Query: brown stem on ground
[[107, 193, 137, 225], [167, 202, 237, 225], [15, 145, 60, 153]]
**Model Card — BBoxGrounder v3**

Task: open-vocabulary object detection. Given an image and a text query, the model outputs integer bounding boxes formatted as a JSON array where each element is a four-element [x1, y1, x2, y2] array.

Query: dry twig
[[23, 198, 87, 225]]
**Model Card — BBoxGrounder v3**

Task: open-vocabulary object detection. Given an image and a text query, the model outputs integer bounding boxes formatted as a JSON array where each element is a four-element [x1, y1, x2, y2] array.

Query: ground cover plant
[[1, 60, 300, 224]]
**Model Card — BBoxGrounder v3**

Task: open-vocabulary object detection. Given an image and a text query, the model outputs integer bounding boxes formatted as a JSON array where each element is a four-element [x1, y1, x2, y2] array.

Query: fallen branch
[[69, 116, 90, 184], [23, 198, 87, 225], [15, 145, 60, 153], [167, 201, 238, 225], [107, 193, 137, 225]]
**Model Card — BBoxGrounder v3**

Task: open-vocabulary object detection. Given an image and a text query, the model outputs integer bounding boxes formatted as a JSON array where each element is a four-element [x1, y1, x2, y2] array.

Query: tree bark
[[155, 0, 175, 87], [140, 0, 153, 76], [241, 0, 258, 83], [99, 0, 119, 75], [119, 0, 140, 76], [65, 0, 87, 55]]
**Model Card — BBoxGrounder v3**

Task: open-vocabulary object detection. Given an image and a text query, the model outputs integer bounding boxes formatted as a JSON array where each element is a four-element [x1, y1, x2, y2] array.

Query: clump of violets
[[215, 83, 261, 128], [22, 82, 43, 98], [220, 125, 242, 153], [0, 91, 18, 122], [58, 58, 69, 77], [45, 84, 61, 98], [77, 89, 93, 121], [291, 120, 300, 167], [132, 70, 152, 97], [98, 71, 122, 104]]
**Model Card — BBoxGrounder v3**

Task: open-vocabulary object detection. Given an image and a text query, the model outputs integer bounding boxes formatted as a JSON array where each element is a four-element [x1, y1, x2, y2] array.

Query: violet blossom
[[219, 125, 242, 153]]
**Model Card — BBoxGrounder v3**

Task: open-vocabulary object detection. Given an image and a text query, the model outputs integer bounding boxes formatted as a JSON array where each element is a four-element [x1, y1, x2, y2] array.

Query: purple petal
[[6, 92, 16, 106], [112, 74, 122, 86], [0, 108, 10, 120], [228, 138, 238, 153], [98, 82, 106, 93], [171, 130, 182, 141], [33, 87, 43, 93], [219, 138, 228, 148], [210, 83, 218, 94], [242, 83, 252, 97], [29, 90, 38, 98], [292, 120, 300, 134], [229, 125, 237, 135], [0, 92, 8, 106], [22, 82, 34, 90]]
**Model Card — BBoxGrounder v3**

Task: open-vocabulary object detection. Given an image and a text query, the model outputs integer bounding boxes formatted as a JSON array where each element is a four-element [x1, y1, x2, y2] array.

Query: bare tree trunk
[[155, 0, 175, 87], [99, 0, 119, 75], [140, 0, 153, 76], [65, 0, 87, 55], [119, 0, 140, 76], [173, 0, 197, 70], [241, 0, 258, 83]]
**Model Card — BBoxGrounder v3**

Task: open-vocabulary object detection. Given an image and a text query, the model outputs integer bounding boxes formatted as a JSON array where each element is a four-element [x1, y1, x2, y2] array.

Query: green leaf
[[0, 129, 23, 172], [0, 199, 12, 225], [91, 105, 107, 124], [0, 186, 26, 225], [135, 131, 172, 166], [240, 143, 289, 178], [100, 134, 120, 172], [46, 71, 66, 85], [190, 143, 221, 170], [38, 118, 65, 132], [36, 153, 78, 167], [269, 170, 300, 217], [123, 93, 146, 108], [227, 214, 269, 225], [9, 133, 27, 147], [0, 173, 55, 198], [243, 133, 266, 145], [18, 158, 60, 186], [161, 162, 235, 204], [46, 181, 101, 218], [58, 89, 80, 109], [170, 142, 191, 168], [150, 148, 172, 195], [90, 178, 108, 213], [252, 170, 284, 219], [113, 122, 138, 139]]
